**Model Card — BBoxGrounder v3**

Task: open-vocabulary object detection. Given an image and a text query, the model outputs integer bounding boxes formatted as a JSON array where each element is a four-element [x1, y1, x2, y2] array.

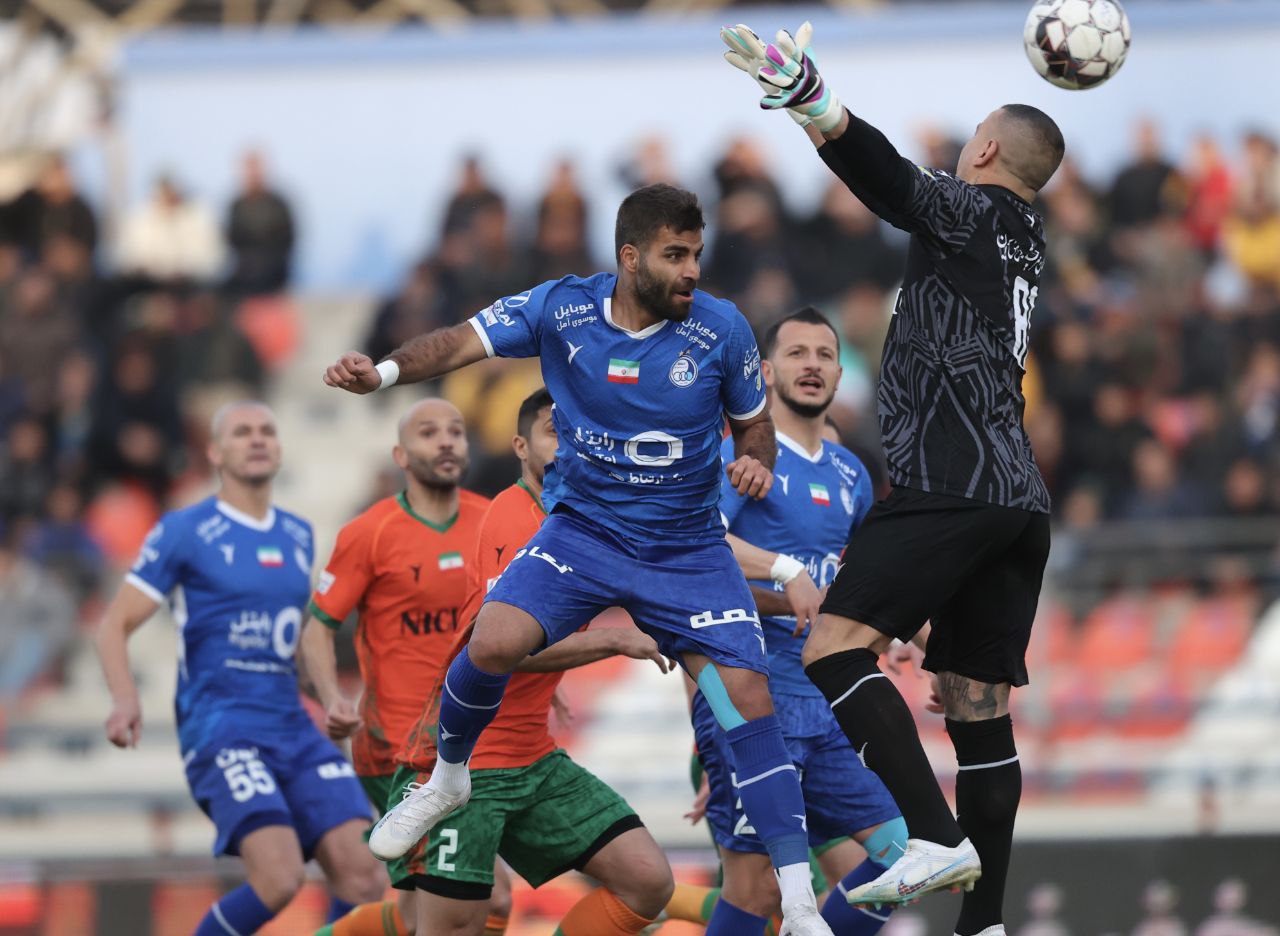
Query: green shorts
[[386, 750, 641, 899]]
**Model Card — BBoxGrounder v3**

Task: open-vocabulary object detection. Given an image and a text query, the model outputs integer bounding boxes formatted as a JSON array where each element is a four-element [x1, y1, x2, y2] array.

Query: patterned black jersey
[[821, 116, 1050, 514]]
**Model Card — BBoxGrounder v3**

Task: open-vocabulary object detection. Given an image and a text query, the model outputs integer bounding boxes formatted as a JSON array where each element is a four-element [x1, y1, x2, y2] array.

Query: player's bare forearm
[[727, 532, 780, 580], [299, 618, 342, 707], [388, 322, 488, 384], [751, 585, 794, 617], [730, 412, 776, 469], [514, 631, 622, 672], [95, 583, 156, 704]]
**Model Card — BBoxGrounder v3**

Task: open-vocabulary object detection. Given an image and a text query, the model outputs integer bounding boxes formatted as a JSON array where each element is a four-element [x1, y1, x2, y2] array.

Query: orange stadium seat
[[234, 294, 301, 371], [1168, 593, 1255, 676], [83, 482, 161, 567], [1076, 594, 1157, 671]]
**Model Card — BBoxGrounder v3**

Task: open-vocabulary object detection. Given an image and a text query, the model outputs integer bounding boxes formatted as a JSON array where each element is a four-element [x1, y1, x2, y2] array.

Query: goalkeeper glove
[[720, 23, 810, 127], [757, 22, 844, 134]]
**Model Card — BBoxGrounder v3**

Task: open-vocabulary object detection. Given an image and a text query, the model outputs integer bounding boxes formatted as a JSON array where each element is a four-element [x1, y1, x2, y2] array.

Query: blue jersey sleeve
[[125, 517, 186, 604], [721, 312, 767, 421], [718, 436, 749, 527], [852, 470, 875, 529], [466, 280, 560, 360]]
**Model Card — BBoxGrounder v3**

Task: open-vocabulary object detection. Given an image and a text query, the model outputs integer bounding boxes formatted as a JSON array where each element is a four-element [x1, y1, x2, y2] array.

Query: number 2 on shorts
[[437, 828, 459, 872]]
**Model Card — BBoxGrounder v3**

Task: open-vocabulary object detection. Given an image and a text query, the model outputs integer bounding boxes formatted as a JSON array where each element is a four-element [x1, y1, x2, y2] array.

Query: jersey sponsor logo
[[607, 358, 640, 384], [743, 347, 761, 383], [674, 319, 719, 351], [689, 608, 760, 629], [400, 607, 461, 636], [197, 514, 231, 545], [228, 607, 302, 659], [668, 353, 698, 388], [438, 552, 464, 571], [316, 570, 336, 595], [133, 523, 165, 571], [282, 517, 311, 548], [554, 302, 597, 333], [840, 486, 855, 515], [480, 301, 515, 328], [257, 546, 284, 567], [512, 545, 573, 575], [317, 761, 356, 780], [809, 483, 831, 506]]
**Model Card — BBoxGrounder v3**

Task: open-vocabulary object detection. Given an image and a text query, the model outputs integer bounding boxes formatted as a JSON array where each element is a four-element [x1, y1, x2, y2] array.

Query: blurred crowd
[[0, 151, 297, 700], [3, 119, 1280, 702]]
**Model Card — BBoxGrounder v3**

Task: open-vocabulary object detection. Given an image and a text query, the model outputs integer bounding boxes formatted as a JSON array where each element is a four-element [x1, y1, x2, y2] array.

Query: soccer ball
[[1024, 0, 1131, 90]]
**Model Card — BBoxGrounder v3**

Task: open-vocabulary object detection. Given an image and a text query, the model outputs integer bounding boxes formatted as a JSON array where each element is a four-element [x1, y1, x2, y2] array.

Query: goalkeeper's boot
[[778, 904, 835, 936], [844, 837, 981, 908], [367, 775, 471, 860]]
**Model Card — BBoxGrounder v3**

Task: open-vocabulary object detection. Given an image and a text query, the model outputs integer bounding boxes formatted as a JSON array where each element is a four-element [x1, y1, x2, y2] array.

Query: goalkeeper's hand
[[757, 22, 844, 134], [720, 23, 810, 127]]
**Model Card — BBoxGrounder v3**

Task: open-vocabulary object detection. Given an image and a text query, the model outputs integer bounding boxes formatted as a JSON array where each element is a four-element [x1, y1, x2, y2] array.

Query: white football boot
[[958, 926, 1006, 936], [844, 837, 982, 907], [778, 903, 836, 936], [367, 777, 471, 860]]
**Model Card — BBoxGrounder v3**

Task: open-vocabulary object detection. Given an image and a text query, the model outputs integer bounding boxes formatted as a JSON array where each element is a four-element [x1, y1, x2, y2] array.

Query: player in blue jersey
[[96, 401, 384, 936], [325, 184, 835, 936], [690, 308, 909, 935]]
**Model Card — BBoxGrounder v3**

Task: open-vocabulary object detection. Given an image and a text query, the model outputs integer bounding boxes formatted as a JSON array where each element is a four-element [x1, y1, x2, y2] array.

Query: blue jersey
[[127, 496, 316, 755], [720, 432, 874, 696], [468, 273, 767, 544]]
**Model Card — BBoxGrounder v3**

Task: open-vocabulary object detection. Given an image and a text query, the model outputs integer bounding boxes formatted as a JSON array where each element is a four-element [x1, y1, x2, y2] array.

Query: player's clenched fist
[[105, 697, 142, 748], [726, 455, 773, 499], [324, 696, 362, 740], [323, 351, 382, 394]]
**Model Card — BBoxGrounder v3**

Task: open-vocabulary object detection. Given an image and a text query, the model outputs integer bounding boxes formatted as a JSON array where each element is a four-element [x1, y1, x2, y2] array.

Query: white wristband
[[374, 359, 400, 392], [770, 554, 805, 586]]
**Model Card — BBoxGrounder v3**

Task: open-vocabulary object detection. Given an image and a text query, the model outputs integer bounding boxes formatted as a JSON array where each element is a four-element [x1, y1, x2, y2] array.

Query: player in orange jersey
[[379, 387, 675, 936], [300, 398, 490, 936]]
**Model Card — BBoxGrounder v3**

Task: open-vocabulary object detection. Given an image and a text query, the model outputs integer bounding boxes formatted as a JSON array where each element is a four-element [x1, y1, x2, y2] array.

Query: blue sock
[[706, 897, 768, 936], [436, 645, 511, 765], [327, 896, 357, 923], [724, 715, 810, 870], [822, 859, 894, 934], [193, 883, 276, 936]]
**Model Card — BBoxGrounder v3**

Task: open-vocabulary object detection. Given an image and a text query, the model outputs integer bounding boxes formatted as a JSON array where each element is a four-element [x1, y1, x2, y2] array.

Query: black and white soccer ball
[[1024, 0, 1131, 90]]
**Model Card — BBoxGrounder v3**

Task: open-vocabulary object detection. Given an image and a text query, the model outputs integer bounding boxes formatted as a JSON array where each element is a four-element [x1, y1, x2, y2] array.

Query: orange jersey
[[400, 479, 572, 772], [310, 490, 490, 776]]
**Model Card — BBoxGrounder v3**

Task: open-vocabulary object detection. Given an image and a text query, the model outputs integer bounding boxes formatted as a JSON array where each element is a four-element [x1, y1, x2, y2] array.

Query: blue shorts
[[486, 505, 767, 675], [693, 691, 901, 855], [184, 722, 372, 857]]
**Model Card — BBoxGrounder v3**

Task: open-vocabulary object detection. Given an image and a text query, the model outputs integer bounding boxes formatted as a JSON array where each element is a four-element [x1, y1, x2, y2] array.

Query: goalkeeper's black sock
[[805, 649, 964, 846]]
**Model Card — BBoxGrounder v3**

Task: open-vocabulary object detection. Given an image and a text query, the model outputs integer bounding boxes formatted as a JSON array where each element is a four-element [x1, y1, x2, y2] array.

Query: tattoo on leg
[[937, 672, 1009, 721]]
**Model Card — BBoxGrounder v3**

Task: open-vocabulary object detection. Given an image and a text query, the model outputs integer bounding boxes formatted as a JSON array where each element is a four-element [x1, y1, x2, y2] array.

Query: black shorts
[[820, 486, 1050, 686]]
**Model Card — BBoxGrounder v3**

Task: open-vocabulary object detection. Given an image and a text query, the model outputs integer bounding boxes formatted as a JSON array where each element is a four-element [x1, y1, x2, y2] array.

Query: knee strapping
[[697, 665, 747, 730], [862, 816, 909, 869]]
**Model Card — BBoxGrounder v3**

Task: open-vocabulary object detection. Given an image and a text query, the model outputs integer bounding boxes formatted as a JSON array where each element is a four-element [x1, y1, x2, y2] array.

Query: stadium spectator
[[1108, 119, 1185, 229], [528, 159, 596, 281], [226, 150, 296, 295], [0, 418, 53, 523], [7, 154, 98, 261], [0, 266, 78, 417], [0, 532, 77, 700], [116, 174, 224, 283]]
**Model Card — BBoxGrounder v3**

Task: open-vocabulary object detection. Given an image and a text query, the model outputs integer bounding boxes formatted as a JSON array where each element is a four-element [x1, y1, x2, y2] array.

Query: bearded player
[[326, 184, 836, 936], [299, 398, 493, 936]]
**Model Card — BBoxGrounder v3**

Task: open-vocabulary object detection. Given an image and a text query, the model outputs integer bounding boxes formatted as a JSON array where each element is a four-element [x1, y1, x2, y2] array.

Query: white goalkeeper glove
[[720, 23, 810, 127], [757, 22, 845, 134]]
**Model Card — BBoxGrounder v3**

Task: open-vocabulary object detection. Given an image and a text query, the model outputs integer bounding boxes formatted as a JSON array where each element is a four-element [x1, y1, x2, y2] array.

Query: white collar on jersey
[[776, 430, 825, 463], [602, 297, 669, 339], [216, 499, 278, 532]]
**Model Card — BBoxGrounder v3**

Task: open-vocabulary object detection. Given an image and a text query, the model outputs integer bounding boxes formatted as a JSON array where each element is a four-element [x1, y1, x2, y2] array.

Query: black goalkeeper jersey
[[820, 116, 1050, 514]]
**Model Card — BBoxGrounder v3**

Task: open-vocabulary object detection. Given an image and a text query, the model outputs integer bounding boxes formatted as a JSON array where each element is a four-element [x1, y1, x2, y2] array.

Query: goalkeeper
[[722, 21, 1062, 936]]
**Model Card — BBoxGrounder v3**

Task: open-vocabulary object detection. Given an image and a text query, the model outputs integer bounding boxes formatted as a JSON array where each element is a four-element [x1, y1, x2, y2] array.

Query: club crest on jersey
[[607, 359, 640, 384], [809, 483, 831, 506], [668, 353, 698, 388], [257, 546, 284, 567], [840, 486, 855, 515]]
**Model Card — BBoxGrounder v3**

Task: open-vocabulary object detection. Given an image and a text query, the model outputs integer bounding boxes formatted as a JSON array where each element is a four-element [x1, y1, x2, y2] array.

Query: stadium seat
[[1169, 593, 1255, 676], [1076, 594, 1157, 671]]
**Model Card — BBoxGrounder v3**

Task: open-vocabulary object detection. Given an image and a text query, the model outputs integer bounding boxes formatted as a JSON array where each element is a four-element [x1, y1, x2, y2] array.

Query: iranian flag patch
[[607, 359, 640, 384], [438, 552, 464, 571], [809, 483, 831, 506], [257, 546, 284, 567]]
